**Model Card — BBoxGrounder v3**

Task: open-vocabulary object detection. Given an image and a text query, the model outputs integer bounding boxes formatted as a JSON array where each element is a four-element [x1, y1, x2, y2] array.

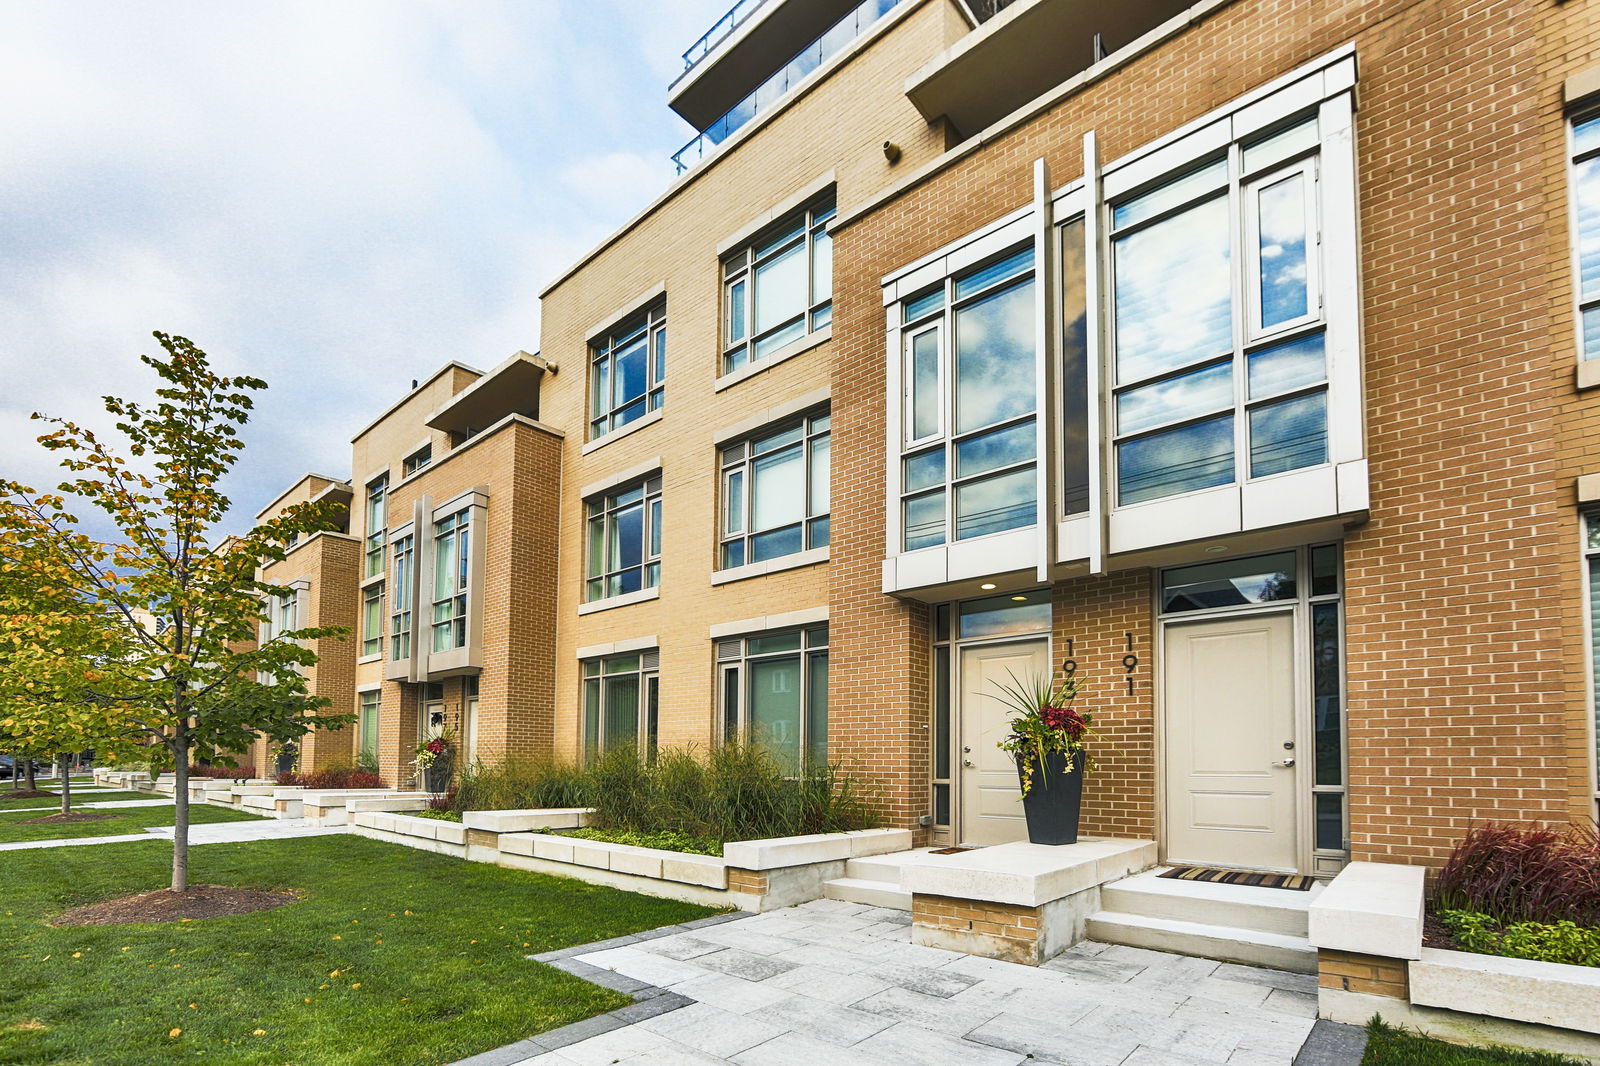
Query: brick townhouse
[[251, 0, 1599, 878]]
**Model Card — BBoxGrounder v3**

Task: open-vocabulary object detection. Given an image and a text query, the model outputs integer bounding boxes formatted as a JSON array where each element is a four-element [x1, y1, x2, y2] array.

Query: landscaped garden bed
[[0, 803, 264, 843], [0, 834, 714, 1065]]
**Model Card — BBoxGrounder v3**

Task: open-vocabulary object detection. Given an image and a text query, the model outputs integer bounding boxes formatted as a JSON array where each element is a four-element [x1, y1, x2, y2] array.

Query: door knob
[[1276, 757, 1296, 768], [963, 759, 974, 767]]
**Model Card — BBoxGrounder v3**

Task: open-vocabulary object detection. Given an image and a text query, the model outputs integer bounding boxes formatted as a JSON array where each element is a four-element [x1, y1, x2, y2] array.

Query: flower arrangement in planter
[[413, 728, 456, 794], [269, 741, 299, 777], [991, 668, 1102, 846]]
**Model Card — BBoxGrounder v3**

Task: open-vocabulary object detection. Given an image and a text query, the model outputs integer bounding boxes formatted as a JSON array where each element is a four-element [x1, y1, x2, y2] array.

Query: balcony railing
[[680, 0, 772, 75], [672, 0, 905, 173]]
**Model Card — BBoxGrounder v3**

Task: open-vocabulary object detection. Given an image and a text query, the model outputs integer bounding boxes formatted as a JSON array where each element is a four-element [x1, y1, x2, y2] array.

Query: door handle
[[963, 759, 975, 768], [1276, 758, 1296, 768]]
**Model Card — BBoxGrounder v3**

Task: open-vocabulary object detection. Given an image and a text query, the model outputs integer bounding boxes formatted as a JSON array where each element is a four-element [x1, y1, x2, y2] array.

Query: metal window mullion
[[1227, 141, 1249, 490]]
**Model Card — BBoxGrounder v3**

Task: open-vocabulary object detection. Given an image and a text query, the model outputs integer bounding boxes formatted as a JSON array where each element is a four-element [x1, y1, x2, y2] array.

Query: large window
[[361, 582, 383, 657], [722, 195, 834, 375], [720, 411, 830, 568], [403, 445, 432, 477], [590, 302, 666, 440], [1586, 515, 1600, 790], [1572, 112, 1600, 361], [390, 533, 414, 660], [358, 690, 380, 763], [275, 588, 298, 639], [431, 510, 469, 653], [585, 476, 662, 602], [1110, 118, 1328, 505], [364, 475, 387, 578], [898, 248, 1038, 552], [717, 625, 828, 770], [581, 651, 659, 758]]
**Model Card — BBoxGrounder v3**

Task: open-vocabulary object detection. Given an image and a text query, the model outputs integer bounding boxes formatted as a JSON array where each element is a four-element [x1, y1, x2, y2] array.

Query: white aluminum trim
[[579, 457, 663, 501], [708, 606, 829, 639], [711, 387, 831, 445], [1084, 129, 1108, 575], [712, 326, 831, 393], [715, 171, 837, 257], [1320, 93, 1364, 465], [576, 634, 660, 660], [577, 587, 660, 616], [1033, 157, 1054, 584], [710, 546, 830, 585], [580, 406, 664, 456], [430, 488, 489, 523], [882, 202, 1033, 290]]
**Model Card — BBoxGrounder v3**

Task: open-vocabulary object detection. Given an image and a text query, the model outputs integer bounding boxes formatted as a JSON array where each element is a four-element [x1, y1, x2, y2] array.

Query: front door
[[959, 638, 1050, 846], [1164, 612, 1298, 871]]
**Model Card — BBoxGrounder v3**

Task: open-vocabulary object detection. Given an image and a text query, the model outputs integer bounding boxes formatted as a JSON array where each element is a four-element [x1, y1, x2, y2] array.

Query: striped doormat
[[1159, 866, 1315, 891]]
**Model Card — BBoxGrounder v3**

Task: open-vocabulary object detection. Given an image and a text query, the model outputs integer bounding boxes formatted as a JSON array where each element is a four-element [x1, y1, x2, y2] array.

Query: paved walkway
[[492, 899, 1319, 1066], [1, 799, 177, 814], [0, 819, 346, 851]]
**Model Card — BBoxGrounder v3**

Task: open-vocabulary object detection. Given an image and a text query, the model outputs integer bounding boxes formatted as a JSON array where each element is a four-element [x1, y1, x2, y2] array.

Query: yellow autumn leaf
[[168, 1029, 182, 1039], [252, 1029, 266, 1036]]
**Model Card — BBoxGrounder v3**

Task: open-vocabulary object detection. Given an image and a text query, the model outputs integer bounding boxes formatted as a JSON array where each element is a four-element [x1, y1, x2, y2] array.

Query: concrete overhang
[[905, 0, 1193, 136], [669, 0, 863, 130], [425, 351, 552, 437]]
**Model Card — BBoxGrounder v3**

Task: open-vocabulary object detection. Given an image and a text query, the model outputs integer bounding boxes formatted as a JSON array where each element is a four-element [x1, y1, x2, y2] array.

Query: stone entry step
[[1088, 866, 1323, 974], [821, 847, 944, 911]]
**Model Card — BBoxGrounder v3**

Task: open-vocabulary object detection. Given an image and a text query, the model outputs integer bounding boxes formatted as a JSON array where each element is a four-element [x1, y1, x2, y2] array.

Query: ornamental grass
[[1433, 821, 1600, 928]]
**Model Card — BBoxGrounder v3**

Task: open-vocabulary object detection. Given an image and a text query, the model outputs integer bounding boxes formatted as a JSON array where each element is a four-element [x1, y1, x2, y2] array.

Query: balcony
[[671, 0, 906, 173]]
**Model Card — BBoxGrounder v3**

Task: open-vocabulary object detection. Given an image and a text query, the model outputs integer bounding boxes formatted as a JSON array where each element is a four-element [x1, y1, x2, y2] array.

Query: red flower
[[425, 739, 446, 755], [1041, 705, 1087, 740]]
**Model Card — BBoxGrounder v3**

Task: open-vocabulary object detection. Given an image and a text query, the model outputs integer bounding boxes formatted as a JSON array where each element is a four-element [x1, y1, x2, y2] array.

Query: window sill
[[1577, 359, 1600, 392], [711, 546, 829, 586], [577, 587, 660, 616], [581, 408, 664, 456], [360, 571, 385, 588], [714, 327, 831, 393], [357, 653, 384, 665]]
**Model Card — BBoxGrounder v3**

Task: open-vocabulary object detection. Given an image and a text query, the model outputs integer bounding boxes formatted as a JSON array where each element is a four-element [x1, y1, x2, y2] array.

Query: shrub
[[275, 764, 386, 790], [1438, 910, 1600, 968], [449, 744, 880, 846], [545, 826, 722, 856], [1434, 822, 1600, 927], [187, 762, 256, 780]]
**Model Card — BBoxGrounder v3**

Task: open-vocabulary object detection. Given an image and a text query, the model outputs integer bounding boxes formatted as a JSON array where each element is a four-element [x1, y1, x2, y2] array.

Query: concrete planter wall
[[349, 805, 912, 912], [1309, 861, 1600, 1061]]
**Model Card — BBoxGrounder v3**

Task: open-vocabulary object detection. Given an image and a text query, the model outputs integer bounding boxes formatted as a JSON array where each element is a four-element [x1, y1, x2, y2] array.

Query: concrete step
[[1100, 868, 1318, 937], [1085, 911, 1317, 974], [823, 876, 913, 911], [844, 855, 908, 883]]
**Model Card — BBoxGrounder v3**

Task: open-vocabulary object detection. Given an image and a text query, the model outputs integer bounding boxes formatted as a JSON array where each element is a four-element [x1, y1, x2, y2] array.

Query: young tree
[[1, 332, 349, 890]]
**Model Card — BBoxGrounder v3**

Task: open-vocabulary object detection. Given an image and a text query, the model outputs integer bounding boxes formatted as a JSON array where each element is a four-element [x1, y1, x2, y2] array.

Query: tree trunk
[[171, 730, 189, 892], [58, 755, 72, 815], [23, 759, 36, 792]]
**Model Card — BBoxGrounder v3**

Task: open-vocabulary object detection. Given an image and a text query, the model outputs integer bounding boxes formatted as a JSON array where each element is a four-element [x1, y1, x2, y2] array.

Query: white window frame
[[358, 689, 380, 760], [589, 302, 667, 440], [719, 410, 830, 569], [430, 509, 469, 653], [580, 651, 660, 758], [722, 194, 834, 375], [584, 476, 662, 602], [361, 581, 384, 658], [1570, 107, 1600, 366], [364, 474, 388, 578], [403, 444, 432, 477], [716, 625, 829, 770], [389, 531, 414, 661]]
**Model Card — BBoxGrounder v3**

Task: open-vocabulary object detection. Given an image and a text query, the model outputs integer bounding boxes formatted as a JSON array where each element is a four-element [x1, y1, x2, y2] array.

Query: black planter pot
[[1017, 750, 1085, 846], [423, 759, 453, 794], [275, 752, 296, 777]]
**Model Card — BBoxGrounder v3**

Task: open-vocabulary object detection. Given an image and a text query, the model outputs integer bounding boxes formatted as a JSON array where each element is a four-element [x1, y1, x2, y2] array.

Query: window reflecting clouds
[[1114, 195, 1232, 384], [955, 278, 1036, 435], [1257, 173, 1309, 327]]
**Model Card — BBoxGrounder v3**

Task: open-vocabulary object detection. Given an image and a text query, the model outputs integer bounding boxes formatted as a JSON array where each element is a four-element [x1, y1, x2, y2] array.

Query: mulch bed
[[53, 885, 301, 926], [6, 790, 59, 800], [1422, 906, 1464, 952], [19, 812, 112, 825]]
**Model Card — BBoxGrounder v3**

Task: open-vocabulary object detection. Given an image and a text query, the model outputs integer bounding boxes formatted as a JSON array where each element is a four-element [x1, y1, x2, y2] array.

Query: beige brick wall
[[536, 0, 970, 764]]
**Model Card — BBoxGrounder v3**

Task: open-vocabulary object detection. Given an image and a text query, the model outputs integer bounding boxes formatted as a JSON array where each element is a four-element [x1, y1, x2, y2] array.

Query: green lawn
[[0, 835, 714, 1065], [0, 804, 261, 843], [1364, 1020, 1588, 1066], [0, 792, 154, 810]]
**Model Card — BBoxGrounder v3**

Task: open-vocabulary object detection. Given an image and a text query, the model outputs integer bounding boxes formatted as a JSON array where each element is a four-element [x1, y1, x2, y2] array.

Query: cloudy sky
[[0, 0, 726, 533]]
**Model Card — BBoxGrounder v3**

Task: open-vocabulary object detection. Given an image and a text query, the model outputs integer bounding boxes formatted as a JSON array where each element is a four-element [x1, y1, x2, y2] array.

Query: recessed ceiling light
[[980, 583, 997, 590], [1204, 545, 1229, 554], [1010, 595, 1028, 602]]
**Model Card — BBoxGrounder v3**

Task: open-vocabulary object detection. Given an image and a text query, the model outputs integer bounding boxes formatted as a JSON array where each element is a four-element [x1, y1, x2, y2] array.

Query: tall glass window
[[585, 476, 662, 601], [361, 583, 383, 657], [431, 510, 469, 653], [717, 626, 829, 770], [723, 195, 834, 374], [358, 690, 380, 763], [590, 302, 666, 440], [1110, 117, 1328, 506], [582, 652, 659, 758], [389, 533, 414, 660], [364, 475, 387, 578], [1572, 112, 1600, 360], [897, 247, 1037, 552], [1586, 514, 1600, 789], [719, 411, 830, 568]]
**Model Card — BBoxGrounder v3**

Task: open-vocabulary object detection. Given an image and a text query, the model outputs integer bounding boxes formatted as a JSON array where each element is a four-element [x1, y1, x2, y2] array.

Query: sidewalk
[[456, 898, 1320, 1066], [0, 819, 346, 852]]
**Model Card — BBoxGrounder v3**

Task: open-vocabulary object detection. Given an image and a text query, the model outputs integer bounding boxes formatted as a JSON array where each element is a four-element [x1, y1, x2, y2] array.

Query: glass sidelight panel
[[1312, 602, 1342, 787], [1061, 217, 1090, 515], [1315, 792, 1344, 851]]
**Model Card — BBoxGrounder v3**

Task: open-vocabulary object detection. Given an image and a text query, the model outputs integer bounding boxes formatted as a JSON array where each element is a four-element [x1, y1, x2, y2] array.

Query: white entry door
[[1164, 612, 1298, 871], [959, 638, 1049, 846]]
